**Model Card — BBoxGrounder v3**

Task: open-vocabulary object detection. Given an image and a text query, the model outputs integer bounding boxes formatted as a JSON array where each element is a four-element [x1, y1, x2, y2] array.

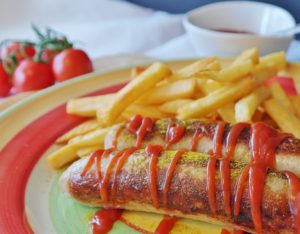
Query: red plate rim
[[0, 83, 125, 233]]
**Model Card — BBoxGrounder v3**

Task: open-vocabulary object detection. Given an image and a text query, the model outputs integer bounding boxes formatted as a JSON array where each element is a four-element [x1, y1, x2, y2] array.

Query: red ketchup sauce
[[207, 122, 226, 214], [111, 147, 137, 198], [162, 149, 186, 207], [220, 123, 249, 216], [190, 129, 202, 151], [80, 115, 300, 234], [112, 125, 125, 149], [220, 229, 244, 234], [165, 118, 185, 149], [155, 215, 178, 234], [213, 28, 253, 34], [90, 209, 123, 234], [145, 144, 164, 208], [81, 149, 105, 177], [234, 122, 289, 233], [127, 114, 154, 147], [284, 171, 300, 234], [221, 229, 231, 234], [100, 149, 127, 203]]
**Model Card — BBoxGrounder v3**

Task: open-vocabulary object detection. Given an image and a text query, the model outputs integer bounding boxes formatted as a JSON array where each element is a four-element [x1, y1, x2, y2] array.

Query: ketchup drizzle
[[221, 123, 249, 216], [111, 147, 137, 199], [190, 130, 202, 151], [145, 145, 164, 208], [165, 118, 185, 149], [81, 149, 105, 177], [127, 114, 154, 147], [284, 171, 300, 234], [79, 116, 300, 234], [100, 149, 127, 203], [207, 122, 225, 214], [162, 149, 186, 207], [155, 215, 178, 234], [220, 229, 244, 234], [90, 209, 123, 234], [112, 125, 125, 149]]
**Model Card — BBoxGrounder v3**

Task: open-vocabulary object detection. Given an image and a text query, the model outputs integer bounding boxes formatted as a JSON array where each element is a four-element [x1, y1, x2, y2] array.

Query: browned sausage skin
[[105, 119, 300, 176], [60, 150, 294, 234]]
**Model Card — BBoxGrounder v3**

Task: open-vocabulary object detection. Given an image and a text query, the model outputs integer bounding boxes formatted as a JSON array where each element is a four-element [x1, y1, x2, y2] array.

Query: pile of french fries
[[48, 48, 300, 169]]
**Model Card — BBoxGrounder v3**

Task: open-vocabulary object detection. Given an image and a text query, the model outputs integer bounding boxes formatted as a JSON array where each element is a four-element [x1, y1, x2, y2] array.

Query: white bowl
[[183, 1, 296, 56]]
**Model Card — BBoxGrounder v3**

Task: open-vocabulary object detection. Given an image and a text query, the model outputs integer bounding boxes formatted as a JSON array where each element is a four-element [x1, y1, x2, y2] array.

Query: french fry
[[171, 57, 220, 80], [232, 48, 259, 65], [158, 99, 193, 114], [254, 64, 277, 85], [138, 79, 196, 105], [290, 96, 300, 119], [196, 79, 223, 95], [269, 82, 295, 114], [209, 49, 259, 83], [235, 86, 270, 122], [260, 51, 286, 71], [177, 76, 256, 119], [264, 98, 300, 138], [77, 146, 101, 158], [122, 104, 169, 119], [131, 67, 146, 79], [47, 145, 79, 169], [217, 103, 236, 124], [215, 60, 254, 82], [47, 127, 111, 169], [68, 127, 110, 147], [56, 119, 102, 144], [97, 62, 171, 125], [193, 70, 219, 80], [67, 94, 115, 117]]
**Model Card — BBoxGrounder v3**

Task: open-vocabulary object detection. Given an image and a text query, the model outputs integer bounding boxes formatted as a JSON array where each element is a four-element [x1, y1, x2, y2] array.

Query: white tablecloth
[[0, 0, 299, 61]]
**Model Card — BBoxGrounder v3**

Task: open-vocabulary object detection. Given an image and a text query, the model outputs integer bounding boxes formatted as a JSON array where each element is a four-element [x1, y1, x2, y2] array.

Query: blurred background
[[0, 0, 299, 60]]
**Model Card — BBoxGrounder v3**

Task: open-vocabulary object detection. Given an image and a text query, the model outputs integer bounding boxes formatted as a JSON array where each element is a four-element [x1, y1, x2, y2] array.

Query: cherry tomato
[[12, 60, 55, 92], [266, 76, 298, 96], [52, 48, 93, 82], [1, 42, 35, 61], [0, 61, 11, 97], [41, 48, 60, 64]]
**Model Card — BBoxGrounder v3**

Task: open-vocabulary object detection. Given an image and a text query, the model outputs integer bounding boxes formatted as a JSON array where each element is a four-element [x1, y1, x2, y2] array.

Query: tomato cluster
[[0, 27, 93, 97]]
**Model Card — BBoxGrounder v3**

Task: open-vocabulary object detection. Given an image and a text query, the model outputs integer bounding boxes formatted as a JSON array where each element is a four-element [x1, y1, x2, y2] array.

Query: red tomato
[[52, 49, 93, 82], [1, 42, 35, 61], [266, 76, 298, 96], [41, 48, 60, 64], [12, 60, 55, 92], [0, 61, 11, 97]]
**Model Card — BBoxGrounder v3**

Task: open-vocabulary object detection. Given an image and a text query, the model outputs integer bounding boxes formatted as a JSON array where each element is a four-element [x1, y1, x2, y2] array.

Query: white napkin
[[0, 0, 299, 61]]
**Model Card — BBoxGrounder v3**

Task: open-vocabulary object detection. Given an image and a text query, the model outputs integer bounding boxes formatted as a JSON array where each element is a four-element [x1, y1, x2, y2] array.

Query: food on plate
[[60, 120, 300, 234], [96, 62, 171, 126], [264, 99, 300, 138], [47, 48, 300, 234], [235, 86, 270, 122], [0, 26, 93, 96], [266, 76, 298, 96], [48, 127, 110, 169], [104, 118, 300, 177], [137, 78, 196, 105], [60, 147, 295, 234], [177, 76, 256, 119]]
